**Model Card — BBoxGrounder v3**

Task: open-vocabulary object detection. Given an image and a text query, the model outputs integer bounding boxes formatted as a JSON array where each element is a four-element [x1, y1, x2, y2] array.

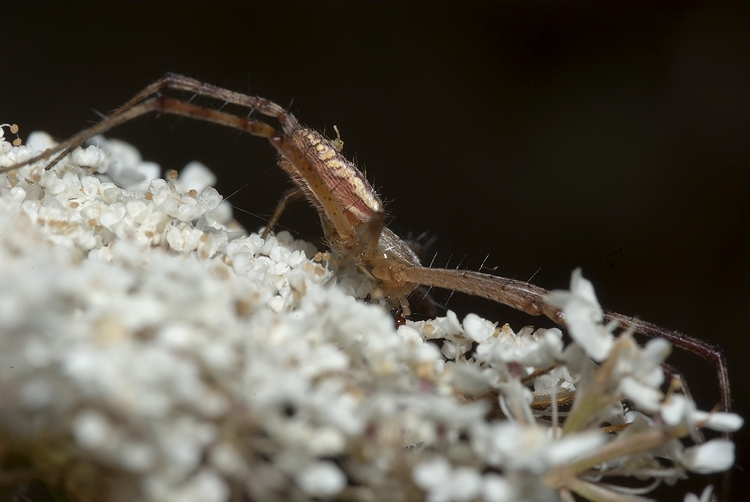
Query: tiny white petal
[[447, 467, 482, 501], [481, 474, 514, 502], [26, 131, 56, 150], [463, 313, 495, 342], [692, 410, 744, 432], [683, 485, 713, 502], [73, 411, 111, 449], [296, 461, 346, 496], [568, 319, 613, 362], [660, 394, 693, 426], [681, 439, 734, 474], [569, 268, 602, 312], [413, 457, 452, 489], [620, 376, 663, 413], [176, 161, 216, 193], [120, 441, 155, 471], [642, 337, 671, 362], [181, 469, 228, 502], [546, 269, 613, 361]]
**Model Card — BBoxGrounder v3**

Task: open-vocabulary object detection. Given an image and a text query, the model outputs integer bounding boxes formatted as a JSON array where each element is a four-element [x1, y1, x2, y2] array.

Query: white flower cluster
[[0, 126, 742, 502]]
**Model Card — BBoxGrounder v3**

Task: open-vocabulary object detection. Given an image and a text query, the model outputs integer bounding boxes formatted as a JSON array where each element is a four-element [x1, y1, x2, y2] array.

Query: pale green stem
[[566, 477, 655, 502]]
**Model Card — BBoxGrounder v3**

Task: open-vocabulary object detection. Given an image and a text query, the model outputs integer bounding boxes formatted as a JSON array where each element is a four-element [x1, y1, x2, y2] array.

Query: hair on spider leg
[[397, 230, 445, 320]]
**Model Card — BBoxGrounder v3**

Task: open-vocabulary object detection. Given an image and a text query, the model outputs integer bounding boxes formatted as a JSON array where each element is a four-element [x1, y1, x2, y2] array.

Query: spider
[[1, 73, 730, 418]]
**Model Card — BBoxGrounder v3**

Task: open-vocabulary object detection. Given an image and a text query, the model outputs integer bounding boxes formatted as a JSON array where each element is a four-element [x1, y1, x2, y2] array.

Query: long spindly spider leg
[[392, 264, 730, 413], [261, 188, 305, 239], [1, 96, 357, 250]]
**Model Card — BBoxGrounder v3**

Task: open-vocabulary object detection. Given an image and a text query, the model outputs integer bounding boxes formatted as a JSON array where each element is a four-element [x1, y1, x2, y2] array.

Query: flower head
[[0, 130, 741, 502]]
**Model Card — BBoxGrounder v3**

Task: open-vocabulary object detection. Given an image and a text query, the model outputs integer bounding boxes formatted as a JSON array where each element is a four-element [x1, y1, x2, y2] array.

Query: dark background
[[3, 1, 749, 500]]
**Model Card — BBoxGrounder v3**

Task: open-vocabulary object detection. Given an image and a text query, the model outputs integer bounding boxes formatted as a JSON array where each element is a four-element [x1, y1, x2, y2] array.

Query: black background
[[3, 1, 749, 500]]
